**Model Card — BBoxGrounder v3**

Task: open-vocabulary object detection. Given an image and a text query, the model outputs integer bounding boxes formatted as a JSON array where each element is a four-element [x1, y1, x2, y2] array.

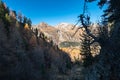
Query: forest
[[0, 0, 120, 80]]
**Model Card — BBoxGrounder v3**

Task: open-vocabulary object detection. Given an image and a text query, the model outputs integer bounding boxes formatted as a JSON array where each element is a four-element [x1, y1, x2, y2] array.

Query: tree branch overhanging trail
[[72, 0, 99, 44]]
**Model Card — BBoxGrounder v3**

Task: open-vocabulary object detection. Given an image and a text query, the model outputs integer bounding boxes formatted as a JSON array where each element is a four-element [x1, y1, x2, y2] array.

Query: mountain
[[32, 22, 101, 62], [33, 22, 84, 45]]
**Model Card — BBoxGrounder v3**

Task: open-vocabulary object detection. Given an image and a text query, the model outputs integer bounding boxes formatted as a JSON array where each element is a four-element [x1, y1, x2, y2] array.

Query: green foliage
[[80, 34, 93, 67], [0, 2, 6, 19], [0, 1, 4, 16], [59, 41, 80, 48], [0, 1, 10, 36], [27, 18, 32, 27], [97, 0, 120, 23], [23, 16, 32, 27], [5, 13, 11, 22], [23, 16, 27, 24]]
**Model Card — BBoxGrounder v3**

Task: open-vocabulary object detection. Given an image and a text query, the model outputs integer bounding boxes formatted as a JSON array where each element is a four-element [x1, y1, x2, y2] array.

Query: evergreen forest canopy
[[0, 0, 120, 80]]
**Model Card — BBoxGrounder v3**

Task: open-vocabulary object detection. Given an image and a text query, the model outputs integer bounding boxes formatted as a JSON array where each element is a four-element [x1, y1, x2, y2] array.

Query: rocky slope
[[33, 22, 101, 62], [33, 22, 84, 45], [0, 2, 72, 79]]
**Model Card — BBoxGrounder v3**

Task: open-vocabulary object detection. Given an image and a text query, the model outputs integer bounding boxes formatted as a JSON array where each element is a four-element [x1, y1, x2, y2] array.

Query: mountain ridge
[[32, 22, 84, 45]]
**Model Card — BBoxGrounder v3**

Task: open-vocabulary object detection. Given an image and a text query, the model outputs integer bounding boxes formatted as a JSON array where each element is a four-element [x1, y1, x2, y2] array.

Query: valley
[[0, 0, 120, 80]]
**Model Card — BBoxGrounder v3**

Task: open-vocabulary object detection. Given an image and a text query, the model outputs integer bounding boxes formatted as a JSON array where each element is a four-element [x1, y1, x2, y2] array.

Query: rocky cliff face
[[33, 22, 84, 45], [33, 22, 101, 62]]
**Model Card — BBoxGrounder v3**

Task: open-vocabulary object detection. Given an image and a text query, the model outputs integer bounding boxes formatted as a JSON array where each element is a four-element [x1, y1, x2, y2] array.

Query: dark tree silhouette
[[27, 18, 32, 27], [23, 16, 27, 24], [18, 12, 23, 23], [76, 0, 120, 79], [0, 1, 10, 36], [80, 33, 93, 67]]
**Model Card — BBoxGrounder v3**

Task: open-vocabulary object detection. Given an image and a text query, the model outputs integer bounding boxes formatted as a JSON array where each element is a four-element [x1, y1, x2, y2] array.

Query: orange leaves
[[24, 23, 29, 29], [60, 48, 81, 62]]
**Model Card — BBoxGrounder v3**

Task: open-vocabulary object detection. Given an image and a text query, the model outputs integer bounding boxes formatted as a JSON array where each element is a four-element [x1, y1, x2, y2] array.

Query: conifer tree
[[80, 34, 93, 67]]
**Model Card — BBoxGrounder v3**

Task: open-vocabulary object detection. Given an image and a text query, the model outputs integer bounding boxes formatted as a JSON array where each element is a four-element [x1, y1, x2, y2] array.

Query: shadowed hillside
[[0, 1, 72, 80], [33, 22, 101, 62], [1, 0, 120, 80]]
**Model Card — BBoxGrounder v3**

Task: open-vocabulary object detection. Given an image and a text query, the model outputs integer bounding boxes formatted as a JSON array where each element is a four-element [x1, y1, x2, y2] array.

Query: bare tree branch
[[72, 26, 82, 37], [72, 20, 80, 30]]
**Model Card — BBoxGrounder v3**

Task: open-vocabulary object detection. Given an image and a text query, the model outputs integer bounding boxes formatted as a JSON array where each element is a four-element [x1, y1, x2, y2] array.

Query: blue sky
[[3, 0, 104, 26]]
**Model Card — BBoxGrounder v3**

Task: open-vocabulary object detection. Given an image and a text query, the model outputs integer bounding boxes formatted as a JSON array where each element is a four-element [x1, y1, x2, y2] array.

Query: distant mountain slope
[[33, 22, 84, 45], [33, 22, 101, 62]]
